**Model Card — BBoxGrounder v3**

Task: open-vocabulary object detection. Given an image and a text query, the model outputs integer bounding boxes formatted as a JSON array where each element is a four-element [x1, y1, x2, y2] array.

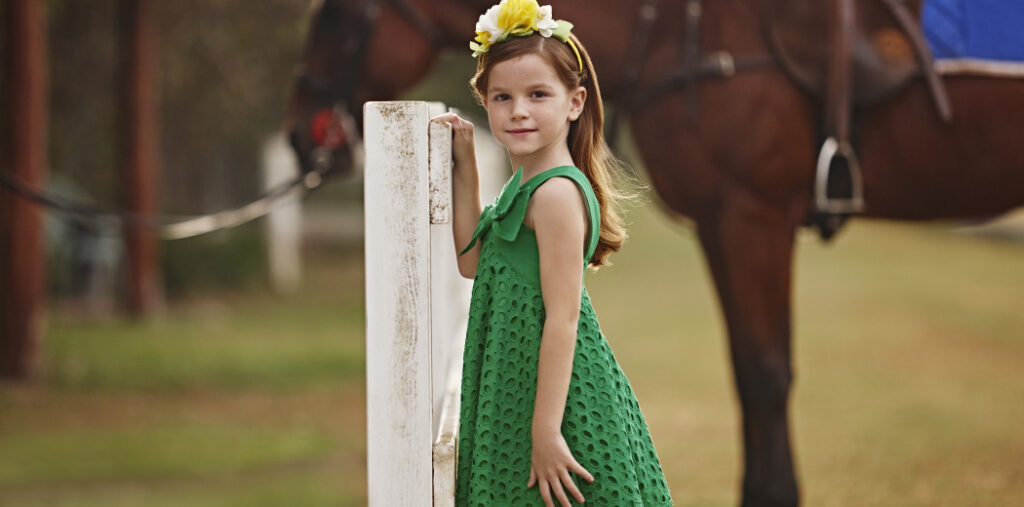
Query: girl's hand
[[527, 430, 595, 506], [430, 112, 476, 177]]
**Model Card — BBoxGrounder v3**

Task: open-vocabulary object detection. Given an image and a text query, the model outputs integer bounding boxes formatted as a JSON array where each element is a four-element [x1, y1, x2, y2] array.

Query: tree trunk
[[1, 0, 48, 380], [120, 0, 163, 316]]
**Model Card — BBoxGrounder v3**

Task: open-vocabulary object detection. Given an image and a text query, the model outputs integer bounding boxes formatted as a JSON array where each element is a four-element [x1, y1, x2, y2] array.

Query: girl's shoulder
[[522, 166, 601, 260], [522, 165, 594, 211], [528, 175, 584, 212], [520, 165, 591, 195]]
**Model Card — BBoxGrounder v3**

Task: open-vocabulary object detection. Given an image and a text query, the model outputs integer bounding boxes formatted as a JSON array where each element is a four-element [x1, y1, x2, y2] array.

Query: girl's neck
[[509, 149, 575, 183]]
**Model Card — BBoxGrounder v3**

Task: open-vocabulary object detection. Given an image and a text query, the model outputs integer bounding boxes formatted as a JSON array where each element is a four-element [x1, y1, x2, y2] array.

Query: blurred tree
[[1, 0, 312, 300], [119, 0, 162, 316], [2, 0, 48, 379]]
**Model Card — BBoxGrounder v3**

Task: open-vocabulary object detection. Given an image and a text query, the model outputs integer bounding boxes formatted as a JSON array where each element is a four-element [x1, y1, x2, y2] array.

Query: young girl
[[432, 1, 672, 505]]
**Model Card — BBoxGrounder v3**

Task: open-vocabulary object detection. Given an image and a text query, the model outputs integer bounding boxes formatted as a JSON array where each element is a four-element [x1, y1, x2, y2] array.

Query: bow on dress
[[458, 169, 531, 256]]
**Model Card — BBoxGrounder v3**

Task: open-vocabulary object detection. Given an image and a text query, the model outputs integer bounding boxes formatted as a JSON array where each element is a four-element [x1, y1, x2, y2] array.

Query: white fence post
[[364, 101, 473, 506], [262, 131, 302, 294]]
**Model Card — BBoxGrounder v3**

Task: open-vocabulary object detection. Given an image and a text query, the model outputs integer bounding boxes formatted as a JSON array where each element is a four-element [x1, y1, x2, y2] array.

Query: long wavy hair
[[470, 33, 630, 268]]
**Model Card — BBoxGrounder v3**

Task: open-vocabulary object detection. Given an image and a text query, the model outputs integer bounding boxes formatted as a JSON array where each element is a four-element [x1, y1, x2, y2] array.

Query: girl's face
[[483, 53, 585, 166]]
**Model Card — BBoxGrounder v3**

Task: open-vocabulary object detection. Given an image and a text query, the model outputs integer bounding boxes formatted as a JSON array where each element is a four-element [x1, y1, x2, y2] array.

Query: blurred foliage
[[160, 221, 267, 298], [1, 0, 313, 297], [41, 0, 309, 211]]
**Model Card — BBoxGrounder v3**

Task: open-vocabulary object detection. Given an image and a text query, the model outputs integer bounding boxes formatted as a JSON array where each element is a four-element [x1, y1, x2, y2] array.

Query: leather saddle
[[765, 0, 953, 238], [767, 0, 933, 106]]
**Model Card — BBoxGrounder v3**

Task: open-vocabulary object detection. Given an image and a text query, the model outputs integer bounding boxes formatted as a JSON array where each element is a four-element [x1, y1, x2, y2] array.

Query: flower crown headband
[[470, 0, 583, 73]]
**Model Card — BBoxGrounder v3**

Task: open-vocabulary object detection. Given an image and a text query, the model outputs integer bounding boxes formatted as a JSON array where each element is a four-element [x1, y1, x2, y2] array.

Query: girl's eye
[[531, 90, 547, 98], [493, 93, 510, 102]]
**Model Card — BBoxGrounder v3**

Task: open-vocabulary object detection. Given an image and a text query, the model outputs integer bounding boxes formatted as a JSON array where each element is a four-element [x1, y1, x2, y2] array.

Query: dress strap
[[520, 166, 601, 265]]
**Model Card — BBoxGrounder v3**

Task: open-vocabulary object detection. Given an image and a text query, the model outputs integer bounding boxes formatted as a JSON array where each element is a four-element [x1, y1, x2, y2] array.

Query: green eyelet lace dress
[[455, 165, 672, 506]]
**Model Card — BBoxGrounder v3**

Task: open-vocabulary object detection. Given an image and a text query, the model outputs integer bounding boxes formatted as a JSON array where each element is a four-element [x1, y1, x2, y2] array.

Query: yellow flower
[[498, 0, 540, 37], [469, 0, 574, 57]]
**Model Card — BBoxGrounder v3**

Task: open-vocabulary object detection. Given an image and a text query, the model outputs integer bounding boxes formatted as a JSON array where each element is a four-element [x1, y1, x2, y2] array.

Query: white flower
[[536, 5, 558, 38], [476, 2, 505, 44]]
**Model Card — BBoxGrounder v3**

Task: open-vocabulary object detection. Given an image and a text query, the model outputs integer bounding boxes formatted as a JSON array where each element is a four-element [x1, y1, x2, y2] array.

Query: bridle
[[290, 0, 451, 174]]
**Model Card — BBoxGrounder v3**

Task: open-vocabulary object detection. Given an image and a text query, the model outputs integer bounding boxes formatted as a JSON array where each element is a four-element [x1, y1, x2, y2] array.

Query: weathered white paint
[[365, 101, 477, 506], [432, 346, 463, 507], [365, 101, 506, 505], [427, 103, 469, 440], [429, 119, 452, 225], [364, 101, 435, 505], [262, 132, 302, 294]]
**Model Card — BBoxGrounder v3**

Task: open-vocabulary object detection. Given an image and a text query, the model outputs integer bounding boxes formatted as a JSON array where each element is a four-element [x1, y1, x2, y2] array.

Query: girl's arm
[[526, 178, 595, 507], [431, 113, 482, 279]]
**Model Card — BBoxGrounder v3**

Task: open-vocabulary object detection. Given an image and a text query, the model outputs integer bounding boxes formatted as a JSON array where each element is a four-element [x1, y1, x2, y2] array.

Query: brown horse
[[285, 1, 1024, 505]]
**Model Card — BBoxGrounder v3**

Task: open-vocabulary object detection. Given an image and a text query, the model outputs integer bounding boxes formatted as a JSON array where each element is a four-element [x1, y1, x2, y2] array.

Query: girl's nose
[[511, 99, 529, 119]]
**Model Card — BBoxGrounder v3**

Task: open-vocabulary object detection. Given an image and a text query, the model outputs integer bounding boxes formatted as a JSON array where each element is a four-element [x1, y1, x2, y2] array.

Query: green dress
[[455, 165, 672, 506]]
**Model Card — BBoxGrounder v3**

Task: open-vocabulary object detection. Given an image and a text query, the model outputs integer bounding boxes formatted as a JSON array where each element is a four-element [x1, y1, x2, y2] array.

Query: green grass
[[45, 312, 363, 392], [0, 423, 331, 485], [587, 202, 1024, 506], [45, 247, 366, 392], [2, 199, 1023, 506], [0, 246, 369, 506]]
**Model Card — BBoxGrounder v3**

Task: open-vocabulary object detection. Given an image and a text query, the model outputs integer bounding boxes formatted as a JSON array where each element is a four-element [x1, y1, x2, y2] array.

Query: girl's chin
[[500, 139, 535, 153]]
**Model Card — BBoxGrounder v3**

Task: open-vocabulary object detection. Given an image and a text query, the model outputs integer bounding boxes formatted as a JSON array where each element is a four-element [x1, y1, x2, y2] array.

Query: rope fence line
[[0, 165, 329, 240]]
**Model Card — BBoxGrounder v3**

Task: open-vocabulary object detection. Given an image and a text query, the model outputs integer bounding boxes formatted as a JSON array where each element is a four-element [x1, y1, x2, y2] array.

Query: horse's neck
[[416, 0, 770, 90], [423, 0, 492, 49]]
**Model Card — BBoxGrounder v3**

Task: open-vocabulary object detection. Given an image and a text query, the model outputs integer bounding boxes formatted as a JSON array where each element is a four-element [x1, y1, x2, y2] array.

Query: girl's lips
[[506, 128, 536, 136]]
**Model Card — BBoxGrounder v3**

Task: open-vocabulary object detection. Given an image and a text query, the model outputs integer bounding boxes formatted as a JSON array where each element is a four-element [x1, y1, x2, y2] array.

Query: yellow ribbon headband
[[470, 0, 584, 73]]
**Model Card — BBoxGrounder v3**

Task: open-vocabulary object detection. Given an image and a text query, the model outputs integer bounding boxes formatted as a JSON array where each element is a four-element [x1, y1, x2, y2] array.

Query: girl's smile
[[506, 128, 538, 136]]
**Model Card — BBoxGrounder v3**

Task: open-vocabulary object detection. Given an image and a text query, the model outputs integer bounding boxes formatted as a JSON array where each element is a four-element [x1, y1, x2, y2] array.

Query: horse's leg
[[696, 189, 800, 507]]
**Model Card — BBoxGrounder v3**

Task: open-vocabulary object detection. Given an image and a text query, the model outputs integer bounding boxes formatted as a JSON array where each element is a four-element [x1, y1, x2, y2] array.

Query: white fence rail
[[363, 101, 472, 506]]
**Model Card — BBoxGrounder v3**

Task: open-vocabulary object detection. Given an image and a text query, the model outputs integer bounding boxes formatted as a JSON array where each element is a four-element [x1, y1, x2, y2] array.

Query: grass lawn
[[2, 195, 1023, 506]]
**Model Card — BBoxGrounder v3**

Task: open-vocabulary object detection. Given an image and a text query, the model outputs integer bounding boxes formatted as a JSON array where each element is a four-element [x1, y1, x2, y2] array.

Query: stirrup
[[814, 136, 865, 214]]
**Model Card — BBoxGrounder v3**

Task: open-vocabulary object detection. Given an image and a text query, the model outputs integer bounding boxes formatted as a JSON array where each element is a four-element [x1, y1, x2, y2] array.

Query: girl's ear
[[568, 86, 587, 121]]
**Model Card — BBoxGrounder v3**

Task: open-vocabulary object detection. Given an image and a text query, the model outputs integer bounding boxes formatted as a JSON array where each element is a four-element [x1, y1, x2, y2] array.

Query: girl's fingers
[[527, 467, 536, 488], [560, 470, 585, 504], [570, 460, 595, 483], [549, 478, 572, 507], [538, 479, 555, 507], [429, 112, 458, 123], [430, 113, 472, 131]]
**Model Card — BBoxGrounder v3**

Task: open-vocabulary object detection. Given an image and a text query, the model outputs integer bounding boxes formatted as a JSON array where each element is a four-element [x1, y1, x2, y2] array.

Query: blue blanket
[[923, 0, 1024, 61]]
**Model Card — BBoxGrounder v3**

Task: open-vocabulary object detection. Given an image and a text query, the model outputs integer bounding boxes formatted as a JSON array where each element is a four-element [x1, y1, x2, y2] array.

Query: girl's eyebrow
[[489, 82, 556, 94]]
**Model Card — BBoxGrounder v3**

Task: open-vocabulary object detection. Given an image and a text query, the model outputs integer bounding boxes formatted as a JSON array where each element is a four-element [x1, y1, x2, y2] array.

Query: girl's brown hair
[[470, 33, 630, 268]]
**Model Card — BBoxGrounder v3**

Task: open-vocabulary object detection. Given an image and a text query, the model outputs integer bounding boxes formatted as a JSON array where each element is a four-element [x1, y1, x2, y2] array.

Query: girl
[[432, 1, 672, 505]]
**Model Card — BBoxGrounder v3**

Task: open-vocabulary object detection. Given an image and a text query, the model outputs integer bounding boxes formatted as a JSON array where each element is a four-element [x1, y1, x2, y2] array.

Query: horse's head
[[286, 0, 473, 177], [286, 0, 375, 178]]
